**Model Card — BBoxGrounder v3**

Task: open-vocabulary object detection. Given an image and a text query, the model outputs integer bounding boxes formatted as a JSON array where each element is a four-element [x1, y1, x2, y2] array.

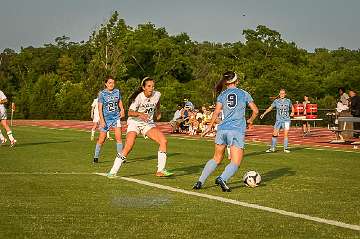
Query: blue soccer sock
[[199, 159, 218, 184], [284, 137, 289, 149], [116, 143, 123, 154], [271, 136, 277, 149], [94, 143, 102, 158], [220, 162, 239, 182]]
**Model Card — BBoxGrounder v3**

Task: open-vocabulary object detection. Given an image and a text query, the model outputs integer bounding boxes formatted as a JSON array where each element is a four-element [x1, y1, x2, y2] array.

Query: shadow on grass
[[171, 163, 206, 176], [229, 167, 296, 189], [245, 146, 306, 157], [15, 140, 72, 147], [126, 152, 182, 163]]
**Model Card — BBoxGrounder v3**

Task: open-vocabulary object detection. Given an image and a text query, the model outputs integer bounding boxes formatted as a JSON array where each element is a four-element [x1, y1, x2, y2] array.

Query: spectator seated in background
[[188, 109, 200, 135], [203, 105, 218, 137], [170, 104, 183, 133], [179, 101, 194, 133]]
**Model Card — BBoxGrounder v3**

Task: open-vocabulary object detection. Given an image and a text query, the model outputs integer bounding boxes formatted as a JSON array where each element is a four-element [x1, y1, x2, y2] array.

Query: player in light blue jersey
[[193, 71, 258, 192], [260, 89, 294, 153], [93, 77, 125, 163]]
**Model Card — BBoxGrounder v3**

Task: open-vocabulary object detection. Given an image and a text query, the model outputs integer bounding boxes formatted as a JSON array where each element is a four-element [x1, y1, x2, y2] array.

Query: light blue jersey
[[98, 88, 122, 121], [271, 98, 292, 122], [216, 87, 253, 133]]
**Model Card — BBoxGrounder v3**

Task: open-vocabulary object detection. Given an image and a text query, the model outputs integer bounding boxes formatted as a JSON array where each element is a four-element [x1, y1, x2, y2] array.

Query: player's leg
[[302, 122, 307, 134], [216, 133, 244, 192], [114, 120, 123, 155], [93, 127, 107, 163], [106, 119, 115, 141], [91, 122, 97, 141], [145, 127, 173, 177], [1, 119, 16, 146], [283, 121, 291, 152], [217, 146, 243, 185], [194, 144, 226, 190], [306, 122, 311, 133], [193, 131, 226, 189], [267, 123, 280, 152], [108, 131, 137, 177], [226, 145, 231, 160], [0, 126, 6, 144]]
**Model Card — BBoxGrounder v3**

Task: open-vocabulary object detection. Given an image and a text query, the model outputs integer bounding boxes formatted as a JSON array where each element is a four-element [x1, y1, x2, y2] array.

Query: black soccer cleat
[[192, 181, 202, 190], [215, 176, 231, 192], [93, 158, 98, 163]]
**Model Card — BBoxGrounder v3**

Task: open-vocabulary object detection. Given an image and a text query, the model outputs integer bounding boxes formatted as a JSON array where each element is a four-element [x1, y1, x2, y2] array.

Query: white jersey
[[0, 90, 7, 119], [91, 98, 99, 120], [128, 91, 161, 124], [0, 90, 6, 110]]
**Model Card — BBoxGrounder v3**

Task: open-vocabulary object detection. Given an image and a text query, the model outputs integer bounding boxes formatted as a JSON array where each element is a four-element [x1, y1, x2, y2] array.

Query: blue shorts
[[215, 130, 245, 149], [274, 120, 291, 130], [100, 117, 121, 132]]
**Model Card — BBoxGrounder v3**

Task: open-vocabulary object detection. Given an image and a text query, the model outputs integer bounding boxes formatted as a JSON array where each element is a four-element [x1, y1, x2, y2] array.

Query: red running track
[[13, 120, 360, 151]]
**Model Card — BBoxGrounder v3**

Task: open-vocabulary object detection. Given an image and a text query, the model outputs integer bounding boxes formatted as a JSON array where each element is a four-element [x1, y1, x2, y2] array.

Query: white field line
[[96, 173, 360, 232], [1, 171, 358, 231]]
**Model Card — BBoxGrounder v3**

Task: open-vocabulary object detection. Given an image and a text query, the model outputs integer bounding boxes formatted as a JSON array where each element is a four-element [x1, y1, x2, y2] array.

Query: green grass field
[[0, 126, 359, 238]]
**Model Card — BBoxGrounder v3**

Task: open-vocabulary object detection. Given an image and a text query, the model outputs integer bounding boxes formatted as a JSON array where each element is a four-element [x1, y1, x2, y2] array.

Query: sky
[[1, 0, 359, 52]]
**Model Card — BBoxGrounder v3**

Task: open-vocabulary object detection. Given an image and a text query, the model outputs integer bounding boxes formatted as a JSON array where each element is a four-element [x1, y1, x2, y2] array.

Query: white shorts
[[127, 119, 156, 137], [0, 107, 7, 120]]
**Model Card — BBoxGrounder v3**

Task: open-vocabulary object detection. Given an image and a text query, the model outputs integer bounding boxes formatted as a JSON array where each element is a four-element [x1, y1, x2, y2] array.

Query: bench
[[329, 117, 360, 143]]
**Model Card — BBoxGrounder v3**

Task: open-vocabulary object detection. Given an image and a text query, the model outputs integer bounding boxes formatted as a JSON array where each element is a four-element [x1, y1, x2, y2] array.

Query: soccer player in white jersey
[[0, 90, 16, 147], [108, 77, 174, 177], [193, 71, 258, 192]]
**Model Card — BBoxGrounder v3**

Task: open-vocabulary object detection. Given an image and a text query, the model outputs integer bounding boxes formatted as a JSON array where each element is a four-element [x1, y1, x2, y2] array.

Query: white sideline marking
[[2, 171, 359, 231], [96, 173, 360, 231]]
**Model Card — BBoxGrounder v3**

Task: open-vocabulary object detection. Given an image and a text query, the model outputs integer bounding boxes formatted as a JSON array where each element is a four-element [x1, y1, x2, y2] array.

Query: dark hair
[[223, 71, 236, 82], [349, 89, 358, 94], [104, 76, 115, 83], [128, 77, 155, 104], [214, 71, 236, 96], [338, 87, 345, 93]]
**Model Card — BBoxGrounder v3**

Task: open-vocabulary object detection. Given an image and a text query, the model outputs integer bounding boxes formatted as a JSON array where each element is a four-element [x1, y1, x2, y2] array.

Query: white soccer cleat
[[283, 149, 291, 153], [10, 139, 16, 147], [1, 138, 7, 145], [266, 148, 275, 153]]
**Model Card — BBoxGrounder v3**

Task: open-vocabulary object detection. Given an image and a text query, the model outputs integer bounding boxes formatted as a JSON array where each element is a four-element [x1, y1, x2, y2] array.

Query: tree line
[[0, 11, 359, 121]]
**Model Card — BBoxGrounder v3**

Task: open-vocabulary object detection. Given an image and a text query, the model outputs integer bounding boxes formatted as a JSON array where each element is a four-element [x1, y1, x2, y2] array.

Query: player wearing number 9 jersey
[[93, 77, 125, 163], [193, 71, 258, 192], [107, 77, 174, 178]]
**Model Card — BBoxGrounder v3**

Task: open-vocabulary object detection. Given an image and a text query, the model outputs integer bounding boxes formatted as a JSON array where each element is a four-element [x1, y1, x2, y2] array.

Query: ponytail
[[214, 78, 227, 96]]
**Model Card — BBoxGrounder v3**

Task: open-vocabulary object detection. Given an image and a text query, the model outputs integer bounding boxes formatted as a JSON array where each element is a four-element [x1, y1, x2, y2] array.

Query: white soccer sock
[[106, 131, 110, 138], [109, 154, 126, 175], [7, 131, 14, 141], [91, 129, 95, 136], [157, 151, 167, 172]]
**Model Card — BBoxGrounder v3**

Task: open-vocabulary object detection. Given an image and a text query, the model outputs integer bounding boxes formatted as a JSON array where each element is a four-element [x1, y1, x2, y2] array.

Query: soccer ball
[[243, 171, 261, 188]]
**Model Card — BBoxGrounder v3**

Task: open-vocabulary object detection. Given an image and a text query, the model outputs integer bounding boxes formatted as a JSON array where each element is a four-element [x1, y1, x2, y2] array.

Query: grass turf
[[0, 126, 359, 238]]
